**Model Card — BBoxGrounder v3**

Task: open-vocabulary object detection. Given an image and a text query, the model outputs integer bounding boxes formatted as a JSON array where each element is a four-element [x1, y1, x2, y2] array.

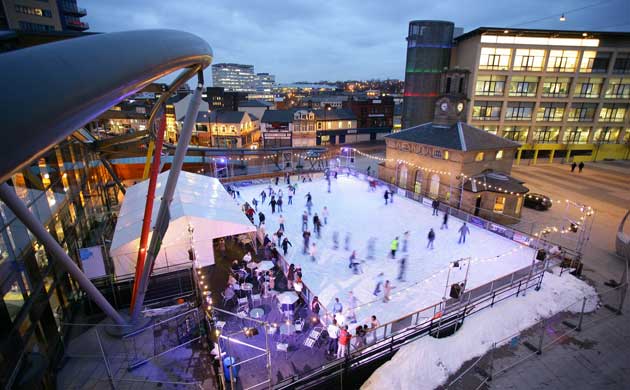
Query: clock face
[[457, 102, 464, 113], [440, 102, 449, 112]]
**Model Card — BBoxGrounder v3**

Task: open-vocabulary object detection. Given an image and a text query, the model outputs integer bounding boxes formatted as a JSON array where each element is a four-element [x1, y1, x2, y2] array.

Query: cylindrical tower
[[402, 20, 454, 129]]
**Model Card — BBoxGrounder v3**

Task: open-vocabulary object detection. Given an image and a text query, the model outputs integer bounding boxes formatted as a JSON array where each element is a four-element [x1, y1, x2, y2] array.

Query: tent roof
[[110, 170, 255, 254]]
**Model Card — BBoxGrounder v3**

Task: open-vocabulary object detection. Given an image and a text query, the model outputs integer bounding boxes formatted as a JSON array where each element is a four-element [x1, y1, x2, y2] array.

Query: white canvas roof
[[110, 170, 256, 277]]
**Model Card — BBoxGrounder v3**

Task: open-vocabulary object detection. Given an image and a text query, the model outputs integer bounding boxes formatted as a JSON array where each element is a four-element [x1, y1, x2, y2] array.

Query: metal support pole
[[100, 157, 126, 195], [576, 296, 587, 331], [488, 341, 495, 381], [131, 73, 204, 323], [0, 183, 127, 326]]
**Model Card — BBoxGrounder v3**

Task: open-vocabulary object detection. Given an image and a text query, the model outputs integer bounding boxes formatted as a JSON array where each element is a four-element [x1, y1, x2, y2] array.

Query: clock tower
[[433, 95, 467, 126]]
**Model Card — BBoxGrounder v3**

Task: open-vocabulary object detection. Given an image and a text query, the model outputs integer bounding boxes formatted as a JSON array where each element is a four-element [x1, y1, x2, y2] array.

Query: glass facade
[[0, 138, 118, 386]]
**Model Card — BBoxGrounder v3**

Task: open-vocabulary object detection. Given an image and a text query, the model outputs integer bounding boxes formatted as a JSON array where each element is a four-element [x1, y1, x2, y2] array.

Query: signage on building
[[489, 223, 514, 239], [265, 132, 291, 139], [347, 129, 357, 134], [373, 100, 382, 104], [469, 216, 487, 229], [393, 141, 435, 157], [512, 233, 532, 246]]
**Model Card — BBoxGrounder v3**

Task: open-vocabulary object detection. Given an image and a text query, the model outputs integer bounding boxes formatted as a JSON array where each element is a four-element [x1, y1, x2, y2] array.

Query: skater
[[427, 228, 435, 249], [277, 196, 283, 212], [333, 297, 343, 315], [288, 192, 293, 205], [348, 250, 357, 269], [268, 185, 273, 197], [578, 161, 584, 173], [373, 272, 384, 296], [252, 197, 258, 211], [384, 190, 389, 205], [366, 166, 371, 176], [322, 206, 329, 225], [382, 280, 395, 303], [281, 237, 292, 256], [571, 162, 577, 172], [302, 229, 311, 254], [441, 210, 449, 230], [275, 176, 279, 186], [311, 296, 321, 317], [389, 189, 394, 203], [402, 231, 409, 253], [275, 229, 284, 246], [305, 192, 313, 215], [332, 231, 340, 250], [313, 213, 322, 238], [432, 199, 440, 216], [397, 256, 407, 282], [278, 214, 285, 232], [327, 319, 340, 355], [258, 211, 266, 227], [390, 236, 399, 258], [347, 291, 358, 322], [344, 232, 351, 251], [309, 242, 317, 262], [366, 237, 376, 259], [270, 197, 277, 214], [302, 211, 309, 231], [458, 222, 470, 244], [260, 190, 267, 204], [327, 176, 331, 193]]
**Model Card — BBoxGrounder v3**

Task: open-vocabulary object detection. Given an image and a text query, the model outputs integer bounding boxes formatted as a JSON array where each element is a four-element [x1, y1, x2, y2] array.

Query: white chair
[[276, 342, 289, 360], [251, 293, 262, 306], [237, 297, 249, 313]]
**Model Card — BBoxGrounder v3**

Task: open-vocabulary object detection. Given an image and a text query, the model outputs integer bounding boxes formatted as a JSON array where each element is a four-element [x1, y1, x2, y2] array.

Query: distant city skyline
[[80, 0, 629, 82]]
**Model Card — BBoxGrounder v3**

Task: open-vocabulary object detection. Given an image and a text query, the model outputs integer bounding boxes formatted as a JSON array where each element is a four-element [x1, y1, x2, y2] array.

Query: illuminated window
[[479, 125, 498, 135], [574, 77, 603, 98], [563, 127, 591, 144], [475, 152, 484, 161], [579, 51, 597, 72], [599, 104, 628, 123], [479, 47, 512, 70], [326, 122, 331, 129], [475, 75, 506, 96], [593, 127, 621, 143], [542, 77, 571, 97], [547, 50, 578, 72], [502, 126, 529, 142], [513, 49, 546, 71], [433, 150, 442, 159], [509, 76, 538, 97], [505, 102, 534, 120], [444, 151, 449, 160], [604, 78, 630, 99], [533, 127, 560, 143], [493, 196, 506, 214], [496, 150, 504, 160], [338, 121, 343, 129], [568, 103, 597, 122], [347, 121, 352, 127], [472, 101, 501, 120], [536, 103, 566, 122]]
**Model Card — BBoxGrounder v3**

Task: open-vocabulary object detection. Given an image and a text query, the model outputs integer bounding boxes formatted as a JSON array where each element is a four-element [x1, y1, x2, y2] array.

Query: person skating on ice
[[313, 213, 322, 238], [344, 232, 351, 251], [397, 256, 407, 282], [252, 197, 258, 211], [277, 196, 283, 212], [260, 190, 267, 204], [427, 228, 435, 249], [390, 236, 399, 258], [281, 237, 292, 256], [302, 229, 311, 254], [278, 214, 285, 231], [441, 210, 449, 230], [382, 280, 395, 302], [384, 190, 389, 205], [309, 242, 317, 262], [402, 231, 409, 253], [302, 211, 309, 231], [322, 206, 329, 225], [332, 231, 339, 250], [258, 211, 265, 227], [458, 222, 470, 244], [373, 272, 384, 296]]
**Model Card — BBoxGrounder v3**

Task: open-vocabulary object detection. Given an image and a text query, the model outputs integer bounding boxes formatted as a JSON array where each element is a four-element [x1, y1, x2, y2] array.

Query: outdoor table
[[246, 262, 258, 270], [250, 307, 265, 320]]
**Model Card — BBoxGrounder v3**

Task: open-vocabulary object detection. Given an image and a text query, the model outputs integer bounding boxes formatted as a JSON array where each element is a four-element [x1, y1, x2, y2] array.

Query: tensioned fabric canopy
[[110, 170, 255, 277]]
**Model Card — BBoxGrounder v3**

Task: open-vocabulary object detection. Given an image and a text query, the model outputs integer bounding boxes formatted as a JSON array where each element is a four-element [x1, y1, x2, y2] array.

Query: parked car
[[524, 193, 552, 210]]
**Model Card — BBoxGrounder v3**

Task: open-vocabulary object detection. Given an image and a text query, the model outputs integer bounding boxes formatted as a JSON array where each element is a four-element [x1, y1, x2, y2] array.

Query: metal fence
[[57, 306, 206, 389]]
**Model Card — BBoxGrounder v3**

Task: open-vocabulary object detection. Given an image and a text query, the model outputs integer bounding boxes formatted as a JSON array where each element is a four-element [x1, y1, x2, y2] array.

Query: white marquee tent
[[110, 170, 256, 277]]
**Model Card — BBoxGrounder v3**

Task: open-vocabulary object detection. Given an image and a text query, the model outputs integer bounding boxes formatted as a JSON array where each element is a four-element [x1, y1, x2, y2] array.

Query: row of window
[[472, 101, 628, 122], [479, 47, 630, 74], [476, 125, 629, 144], [475, 75, 630, 99], [15, 4, 52, 17], [18, 21, 55, 32]]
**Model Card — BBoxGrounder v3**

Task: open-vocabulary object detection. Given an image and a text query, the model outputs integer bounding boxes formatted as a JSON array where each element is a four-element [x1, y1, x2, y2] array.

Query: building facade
[[0, 137, 120, 387], [260, 110, 295, 148], [255, 72, 275, 93], [452, 27, 630, 163], [206, 111, 260, 148], [0, 0, 88, 32], [347, 96, 395, 130], [212, 63, 256, 92]]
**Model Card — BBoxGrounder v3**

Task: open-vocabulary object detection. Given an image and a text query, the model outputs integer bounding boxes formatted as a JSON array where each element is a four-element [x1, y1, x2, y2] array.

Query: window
[[475, 152, 484, 161], [444, 151, 449, 160], [18, 21, 55, 32], [613, 53, 630, 74], [536, 103, 566, 122], [338, 121, 343, 129], [579, 51, 597, 72], [542, 77, 571, 97], [472, 101, 502, 120], [513, 49, 546, 71], [479, 125, 498, 135], [568, 103, 597, 122], [547, 50, 578, 72], [533, 127, 560, 143], [593, 127, 621, 143], [496, 150, 504, 160], [493, 196, 506, 213], [599, 104, 628, 122], [317, 122, 322, 130], [563, 127, 591, 144], [479, 47, 512, 70], [502, 126, 530, 142], [574, 77, 603, 98], [433, 150, 442, 159], [15, 4, 52, 17], [347, 121, 351, 127], [509, 76, 538, 97], [604, 78, 630, 99], [591, 52, 611, 73], [505, 102, 534, 120], [475, 75, 506, 96]]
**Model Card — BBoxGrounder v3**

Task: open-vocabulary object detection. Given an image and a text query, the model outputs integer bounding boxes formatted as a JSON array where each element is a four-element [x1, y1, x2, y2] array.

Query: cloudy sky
[[81, 0, 629, 83]]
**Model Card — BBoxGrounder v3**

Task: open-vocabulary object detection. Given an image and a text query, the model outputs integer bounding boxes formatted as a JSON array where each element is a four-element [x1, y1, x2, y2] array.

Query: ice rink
[[237, 174, 537, 325]]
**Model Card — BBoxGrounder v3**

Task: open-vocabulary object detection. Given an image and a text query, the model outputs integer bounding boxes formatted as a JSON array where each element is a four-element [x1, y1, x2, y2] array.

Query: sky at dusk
[[80, 0, 630, 83]]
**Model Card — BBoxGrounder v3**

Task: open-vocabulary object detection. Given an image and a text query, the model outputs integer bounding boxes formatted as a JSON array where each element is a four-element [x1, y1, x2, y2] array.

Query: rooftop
[[261, 109, 295, 123], [385, 121, 520, 151], [239, 99, 273, 108], [455, 26, 630, 43]]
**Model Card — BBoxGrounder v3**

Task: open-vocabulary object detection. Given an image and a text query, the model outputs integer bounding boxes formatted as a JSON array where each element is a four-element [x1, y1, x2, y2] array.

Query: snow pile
[[361, 268, 598, 390], [237, 175, 537, 324]]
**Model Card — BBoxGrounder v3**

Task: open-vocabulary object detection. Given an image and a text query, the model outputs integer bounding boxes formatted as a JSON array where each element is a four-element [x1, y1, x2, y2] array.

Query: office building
[[0, 0, 88, 32], [212, 63, 256, 92], [255, 72, 275, 93], [402, 23, 630, 163]]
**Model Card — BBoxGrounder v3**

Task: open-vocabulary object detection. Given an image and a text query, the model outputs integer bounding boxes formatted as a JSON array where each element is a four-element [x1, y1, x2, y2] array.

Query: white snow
[[361, 267, 598, 390], [237, 175, 538, 324]]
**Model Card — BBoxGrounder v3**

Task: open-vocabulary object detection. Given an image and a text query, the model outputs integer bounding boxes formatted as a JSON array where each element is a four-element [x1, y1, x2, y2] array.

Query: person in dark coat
[[384, 190, 389, 205], [441, 210, 449, 230], [302, 230, 311, 254], [275, 176, 279, 185], [578, 161, 585, 172], [270, 197, 277, 214], [313, 213, 322, 238], [277, 197, 283, 212], [287, 264, 295, 289], [258, 211, 265, 227], [427, 228, 435, 249], [281, 237, 292, 256], [260, 190, 267, 204], [571, 162, 577, 172], [432, 199, 440, 216], [252, 197, 258, 211]]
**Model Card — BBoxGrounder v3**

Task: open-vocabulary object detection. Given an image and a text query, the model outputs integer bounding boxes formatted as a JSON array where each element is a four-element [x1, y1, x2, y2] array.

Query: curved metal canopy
[[0, 29, 213, 183]]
